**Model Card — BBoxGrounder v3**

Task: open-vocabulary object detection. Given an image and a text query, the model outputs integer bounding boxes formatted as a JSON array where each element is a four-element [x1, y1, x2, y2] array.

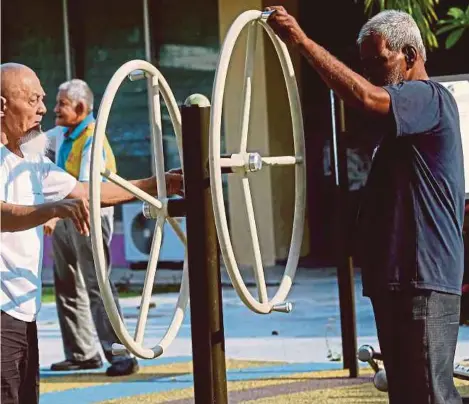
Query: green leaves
[[446, 27, 465, 48], [436, 4, 469, 49], [448, 7, 465, 19]]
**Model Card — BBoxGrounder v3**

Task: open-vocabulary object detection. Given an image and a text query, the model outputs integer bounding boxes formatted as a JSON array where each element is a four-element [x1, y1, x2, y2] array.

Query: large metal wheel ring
[[209, 11, 306, 314], [90, 60, 189, 359]]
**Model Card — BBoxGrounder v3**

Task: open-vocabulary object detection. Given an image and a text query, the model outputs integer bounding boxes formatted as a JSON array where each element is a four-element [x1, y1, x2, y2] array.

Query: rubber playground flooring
[[40, 358, 469, 404]]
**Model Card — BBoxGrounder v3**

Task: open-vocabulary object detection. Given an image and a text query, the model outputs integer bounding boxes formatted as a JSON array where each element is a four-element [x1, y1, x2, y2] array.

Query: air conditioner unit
[[122, 202, 186, 263]]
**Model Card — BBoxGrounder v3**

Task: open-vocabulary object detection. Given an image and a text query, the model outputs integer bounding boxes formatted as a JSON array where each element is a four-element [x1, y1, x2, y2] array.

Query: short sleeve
[[0, 147, 8, 201], [0, 167, 6, 201], [41, 156, 77, 202], [384, 81, 440, 137]]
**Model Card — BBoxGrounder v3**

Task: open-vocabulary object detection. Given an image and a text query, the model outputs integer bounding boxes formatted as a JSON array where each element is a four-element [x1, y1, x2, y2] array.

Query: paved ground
[[37, 267, 469, 403]]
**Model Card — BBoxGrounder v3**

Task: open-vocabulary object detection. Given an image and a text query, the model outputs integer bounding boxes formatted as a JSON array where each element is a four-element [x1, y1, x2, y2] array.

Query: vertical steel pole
[[181, 95, 228, 403], [61, 0, 72, 81], [142, 0, 158, 176], [330, 90, 358, 377]]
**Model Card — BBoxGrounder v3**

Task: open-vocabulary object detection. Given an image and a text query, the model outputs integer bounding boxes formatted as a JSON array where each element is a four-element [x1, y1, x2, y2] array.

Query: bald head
[[1, 63, 39, 97], [0, 63, 47, 154]]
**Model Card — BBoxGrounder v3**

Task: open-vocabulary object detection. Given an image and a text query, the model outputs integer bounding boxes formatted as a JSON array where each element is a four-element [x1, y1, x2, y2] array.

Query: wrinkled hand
[[55, 198, 90, 236], [44, 217, 60, 236], [166, 168, 184, 197], [265, 6, 308, 46]]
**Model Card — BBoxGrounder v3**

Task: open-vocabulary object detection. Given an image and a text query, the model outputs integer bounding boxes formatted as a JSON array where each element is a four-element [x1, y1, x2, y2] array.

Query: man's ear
[[75, 101, 85, 116], [403, 45, 417, 69], [1, 96, 6, 117]]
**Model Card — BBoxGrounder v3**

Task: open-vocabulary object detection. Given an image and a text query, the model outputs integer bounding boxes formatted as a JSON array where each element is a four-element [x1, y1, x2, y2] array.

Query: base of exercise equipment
[[455, 363, 469, 381], [358, 344, 469, 399]]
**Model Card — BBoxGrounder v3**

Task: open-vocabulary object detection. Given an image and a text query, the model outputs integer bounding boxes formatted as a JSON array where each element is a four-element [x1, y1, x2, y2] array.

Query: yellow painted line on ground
[[98, 368, 375, 403], [243, 379, 469, 404], [98, 368, 469, 404], [40, 359, 276, 394], [243, 383, 392, 404]]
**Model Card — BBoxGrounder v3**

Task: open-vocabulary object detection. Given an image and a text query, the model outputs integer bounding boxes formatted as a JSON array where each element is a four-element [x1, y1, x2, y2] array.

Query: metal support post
[[330, 90, 358, 377], [181, 96, 228, 403]]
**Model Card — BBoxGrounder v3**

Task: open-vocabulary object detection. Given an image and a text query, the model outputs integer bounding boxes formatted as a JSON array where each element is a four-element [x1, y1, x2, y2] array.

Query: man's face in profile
[[2, 70, 49, 155], [54, 91, 83, 128], [4, 72, 46, 138], [360, 33, 406, 86]]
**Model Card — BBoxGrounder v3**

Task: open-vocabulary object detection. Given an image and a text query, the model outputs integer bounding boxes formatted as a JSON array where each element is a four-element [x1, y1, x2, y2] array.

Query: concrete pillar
[[217, 0, 308, 269], [260, 0, 310, 259]]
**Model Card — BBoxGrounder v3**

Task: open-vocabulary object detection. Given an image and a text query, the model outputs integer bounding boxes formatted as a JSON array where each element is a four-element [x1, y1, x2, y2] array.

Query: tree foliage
[[436, 4, 469, 48]]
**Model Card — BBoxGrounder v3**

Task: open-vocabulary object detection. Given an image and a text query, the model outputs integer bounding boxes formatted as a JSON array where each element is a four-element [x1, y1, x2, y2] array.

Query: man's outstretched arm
[[266, 6, 390, 115], [66, 172, 183, 207], [67, 177, 156, 207], [297, 39, 390, 114]]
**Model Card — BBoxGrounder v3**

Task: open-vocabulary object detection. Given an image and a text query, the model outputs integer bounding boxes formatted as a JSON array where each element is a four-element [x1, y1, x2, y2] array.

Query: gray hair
[[58, 79, 94, 112], [357, 10, 427, 62]]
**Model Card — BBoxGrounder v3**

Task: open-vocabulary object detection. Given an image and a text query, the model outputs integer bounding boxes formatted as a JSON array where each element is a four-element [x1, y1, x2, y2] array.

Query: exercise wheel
[[209, 10, 306, 314], [90, 59, 188, 359]]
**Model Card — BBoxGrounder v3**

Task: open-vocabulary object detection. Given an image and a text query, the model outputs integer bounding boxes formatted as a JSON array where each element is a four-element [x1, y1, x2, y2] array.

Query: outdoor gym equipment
[[358, 343, 469, 402], [357, 345, 387, 392], [210, 10, 306, 314], [90, 60, 189, 360], [90, 9, 306, 403], [91, 9, 305, 357]]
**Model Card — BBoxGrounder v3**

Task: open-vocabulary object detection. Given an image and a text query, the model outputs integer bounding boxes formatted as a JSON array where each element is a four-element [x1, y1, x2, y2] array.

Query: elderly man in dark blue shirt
[[267, 7, 464, 404]]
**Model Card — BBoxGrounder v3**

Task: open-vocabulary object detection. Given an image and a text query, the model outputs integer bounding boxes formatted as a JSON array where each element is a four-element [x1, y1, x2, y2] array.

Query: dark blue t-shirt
[[357, 80, 465, 297]]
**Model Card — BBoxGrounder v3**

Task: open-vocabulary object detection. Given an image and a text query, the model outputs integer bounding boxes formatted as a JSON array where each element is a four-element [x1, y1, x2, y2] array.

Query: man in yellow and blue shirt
[[54, 112, 115, 182], [45, 79, 138, 376]]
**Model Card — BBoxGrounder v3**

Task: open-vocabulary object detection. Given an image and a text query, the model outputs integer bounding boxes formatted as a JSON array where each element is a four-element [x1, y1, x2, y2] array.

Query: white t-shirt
[[0, 145, 77, 322]]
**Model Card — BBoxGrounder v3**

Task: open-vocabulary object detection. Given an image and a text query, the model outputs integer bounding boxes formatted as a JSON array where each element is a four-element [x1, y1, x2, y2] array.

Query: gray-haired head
[[58, 79, 94, 112], [357, 10, 426, 62]]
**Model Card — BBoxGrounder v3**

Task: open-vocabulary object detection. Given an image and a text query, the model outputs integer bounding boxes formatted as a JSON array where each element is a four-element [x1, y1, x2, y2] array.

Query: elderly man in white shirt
[[0, 63, 183, 404]]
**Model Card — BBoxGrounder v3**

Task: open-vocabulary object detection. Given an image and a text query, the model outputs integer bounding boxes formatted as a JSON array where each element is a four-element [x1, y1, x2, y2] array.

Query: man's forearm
[[0, 201, 58, 232], [79, 177, 156, 207], [297, 38, 388, 113]]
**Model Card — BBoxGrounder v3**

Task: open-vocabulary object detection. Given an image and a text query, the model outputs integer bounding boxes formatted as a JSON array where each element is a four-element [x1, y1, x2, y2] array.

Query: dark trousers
[[371, 290, 462, 404], [0, 311, 39, 404]]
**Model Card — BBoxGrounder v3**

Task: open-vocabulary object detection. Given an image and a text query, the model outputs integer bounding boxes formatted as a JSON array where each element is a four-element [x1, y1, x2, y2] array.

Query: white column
[[217, 0, 276, 268]]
